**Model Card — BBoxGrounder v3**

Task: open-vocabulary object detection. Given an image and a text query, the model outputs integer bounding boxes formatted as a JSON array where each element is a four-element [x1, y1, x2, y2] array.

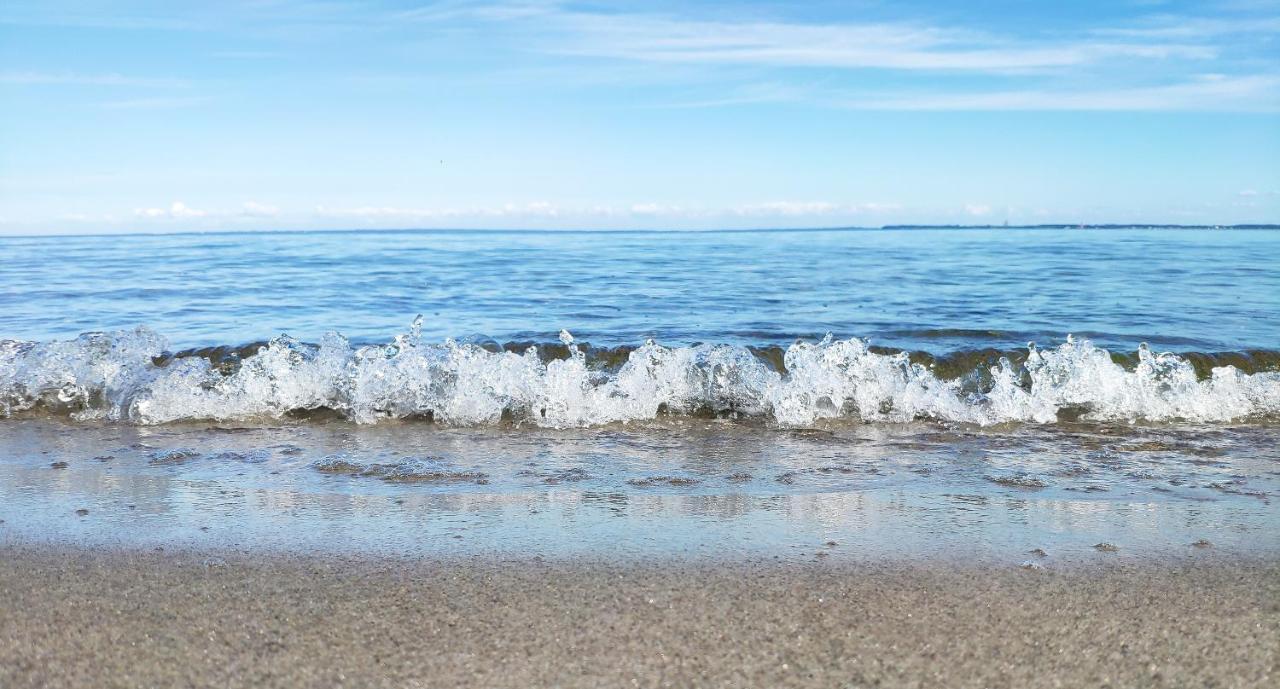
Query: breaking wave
[[2, 319, 1278, 427]]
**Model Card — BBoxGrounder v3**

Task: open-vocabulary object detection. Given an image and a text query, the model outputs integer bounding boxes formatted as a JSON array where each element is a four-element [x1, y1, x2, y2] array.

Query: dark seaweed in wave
[[156, 340, 1280, 381]]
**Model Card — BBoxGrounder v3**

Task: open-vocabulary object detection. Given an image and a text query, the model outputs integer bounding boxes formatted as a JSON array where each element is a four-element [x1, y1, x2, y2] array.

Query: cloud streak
[[7, 3, 1278, 111], [0, 71, 189, 88], [99, 95, 210, 109], [313, 200, 899, 220], [399, 2, 1280, 110], [835, 74, 1280, 111], [545, 13, 1216, 73]]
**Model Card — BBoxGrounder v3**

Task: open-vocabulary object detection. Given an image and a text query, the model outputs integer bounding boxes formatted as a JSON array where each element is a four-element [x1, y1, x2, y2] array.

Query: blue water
[[3, 228, 1277, 352], [2, 227, 1279, 560]]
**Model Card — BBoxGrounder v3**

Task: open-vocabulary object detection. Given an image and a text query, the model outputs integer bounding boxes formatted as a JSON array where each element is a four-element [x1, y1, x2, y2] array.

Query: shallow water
[[0, 418, 1275, 562], [1, 228, 1277, 560]]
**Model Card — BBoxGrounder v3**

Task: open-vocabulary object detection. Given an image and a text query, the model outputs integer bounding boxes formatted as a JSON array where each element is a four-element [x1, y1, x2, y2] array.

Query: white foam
[[2, 324, 1277, 427]]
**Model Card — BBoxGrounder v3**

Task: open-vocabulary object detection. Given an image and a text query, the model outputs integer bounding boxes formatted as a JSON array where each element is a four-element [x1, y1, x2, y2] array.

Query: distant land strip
[[880, 224, 1280, 229]]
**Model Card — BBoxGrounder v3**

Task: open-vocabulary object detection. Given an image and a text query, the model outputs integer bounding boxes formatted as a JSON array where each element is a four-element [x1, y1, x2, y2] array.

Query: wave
[[2, 318, 1278, 427]]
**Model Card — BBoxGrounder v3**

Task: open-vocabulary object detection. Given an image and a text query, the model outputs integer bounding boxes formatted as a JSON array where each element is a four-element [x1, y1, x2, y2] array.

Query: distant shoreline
[[881, 223, 1280, 229]]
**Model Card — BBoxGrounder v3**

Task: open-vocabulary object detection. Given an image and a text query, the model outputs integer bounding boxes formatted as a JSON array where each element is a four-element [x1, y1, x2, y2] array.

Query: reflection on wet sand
[[0, 418, 1276, 562]]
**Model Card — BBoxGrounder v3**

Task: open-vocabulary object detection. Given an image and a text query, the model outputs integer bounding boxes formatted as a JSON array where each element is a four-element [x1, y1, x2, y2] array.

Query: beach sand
[[2, 546, 1276, 688]]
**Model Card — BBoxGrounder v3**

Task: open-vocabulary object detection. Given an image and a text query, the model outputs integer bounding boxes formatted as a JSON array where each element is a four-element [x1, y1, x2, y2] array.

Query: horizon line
[[2, 223, 1279, 240]]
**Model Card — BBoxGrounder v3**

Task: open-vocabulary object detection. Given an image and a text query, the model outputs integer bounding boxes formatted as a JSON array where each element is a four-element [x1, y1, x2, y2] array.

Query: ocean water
[[4, 227, 1279, 352], [1, 228, 1277, 560]]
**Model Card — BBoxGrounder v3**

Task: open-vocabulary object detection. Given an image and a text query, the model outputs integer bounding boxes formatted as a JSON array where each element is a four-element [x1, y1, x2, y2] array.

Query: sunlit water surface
[[1, 228, 1277, 560]]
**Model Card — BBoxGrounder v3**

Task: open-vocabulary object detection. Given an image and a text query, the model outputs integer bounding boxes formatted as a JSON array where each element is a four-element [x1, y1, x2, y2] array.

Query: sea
[[1, 227, 1277, 562]]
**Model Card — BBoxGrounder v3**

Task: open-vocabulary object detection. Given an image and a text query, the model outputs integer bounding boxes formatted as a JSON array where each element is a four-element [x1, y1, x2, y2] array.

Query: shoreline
[[3, 544, 1277, 688], [3, 418, 1276, 565]]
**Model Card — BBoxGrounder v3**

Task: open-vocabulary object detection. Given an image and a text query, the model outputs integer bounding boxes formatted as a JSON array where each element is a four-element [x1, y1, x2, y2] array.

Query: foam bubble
[[2, 324, 1277, 427]]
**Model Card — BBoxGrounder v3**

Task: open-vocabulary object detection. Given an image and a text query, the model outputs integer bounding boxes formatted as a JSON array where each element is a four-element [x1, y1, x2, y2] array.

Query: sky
[[1, 0, 1278, 234]]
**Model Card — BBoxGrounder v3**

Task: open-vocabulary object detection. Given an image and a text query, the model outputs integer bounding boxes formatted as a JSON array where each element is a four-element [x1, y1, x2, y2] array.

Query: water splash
[[2, 322, 1277, 427]]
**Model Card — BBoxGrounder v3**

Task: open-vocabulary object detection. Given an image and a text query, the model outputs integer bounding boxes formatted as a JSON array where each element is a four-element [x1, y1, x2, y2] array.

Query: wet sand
[[2, 546, 1277, 688]]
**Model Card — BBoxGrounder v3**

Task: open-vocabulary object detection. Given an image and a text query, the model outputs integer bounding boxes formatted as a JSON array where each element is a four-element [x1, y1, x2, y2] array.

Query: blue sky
[[1, 0, 1278, 234]]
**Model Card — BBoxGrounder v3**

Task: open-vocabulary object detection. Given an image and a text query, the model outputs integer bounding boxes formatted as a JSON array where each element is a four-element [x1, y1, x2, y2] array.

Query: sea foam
[[2, 320, 1277, 427]]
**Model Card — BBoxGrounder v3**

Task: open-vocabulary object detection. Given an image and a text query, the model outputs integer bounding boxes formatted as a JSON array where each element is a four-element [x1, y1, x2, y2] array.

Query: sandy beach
[[2, 545, 1276, 688]]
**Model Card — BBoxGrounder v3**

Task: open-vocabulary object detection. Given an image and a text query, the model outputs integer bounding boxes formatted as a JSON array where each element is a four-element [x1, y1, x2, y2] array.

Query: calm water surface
[[3, 228, 1277, 352]]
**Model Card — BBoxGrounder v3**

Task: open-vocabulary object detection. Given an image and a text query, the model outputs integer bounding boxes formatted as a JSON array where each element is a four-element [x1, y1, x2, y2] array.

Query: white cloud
[[312, 200, 900, 222], [169, 201, 206, 218], [241, 201, 280, 217], [732, 201, 902, 216], [737, 201, 841, 216], [135, 201, 207, 219], [628, 203, 684, 216], [314, 202, 569, 219], [132, 201, 282, 222], [521, 201, 560, 217], [964, 203, 993, 217], [858, 202, 904, 213], [738, 201, 892, 216]]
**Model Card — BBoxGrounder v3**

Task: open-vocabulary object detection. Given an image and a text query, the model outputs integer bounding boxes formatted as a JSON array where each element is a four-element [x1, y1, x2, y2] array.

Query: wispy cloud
[[8, 2, 1277, 113], [313, 200, 900, 222], [3, 197, 908, 233], [388, 2, 1280, 110], [315, 202, 568, 220], [838, 74, 1280, 111], [0, 71, 189, 88], [99, 96, 210, 110], [646, 82, 809, 109], [1091, 14, 1280, 39], [544, 13, 1215, 73], [733, 201, 900, 216], [0, 10, 197, 31]]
